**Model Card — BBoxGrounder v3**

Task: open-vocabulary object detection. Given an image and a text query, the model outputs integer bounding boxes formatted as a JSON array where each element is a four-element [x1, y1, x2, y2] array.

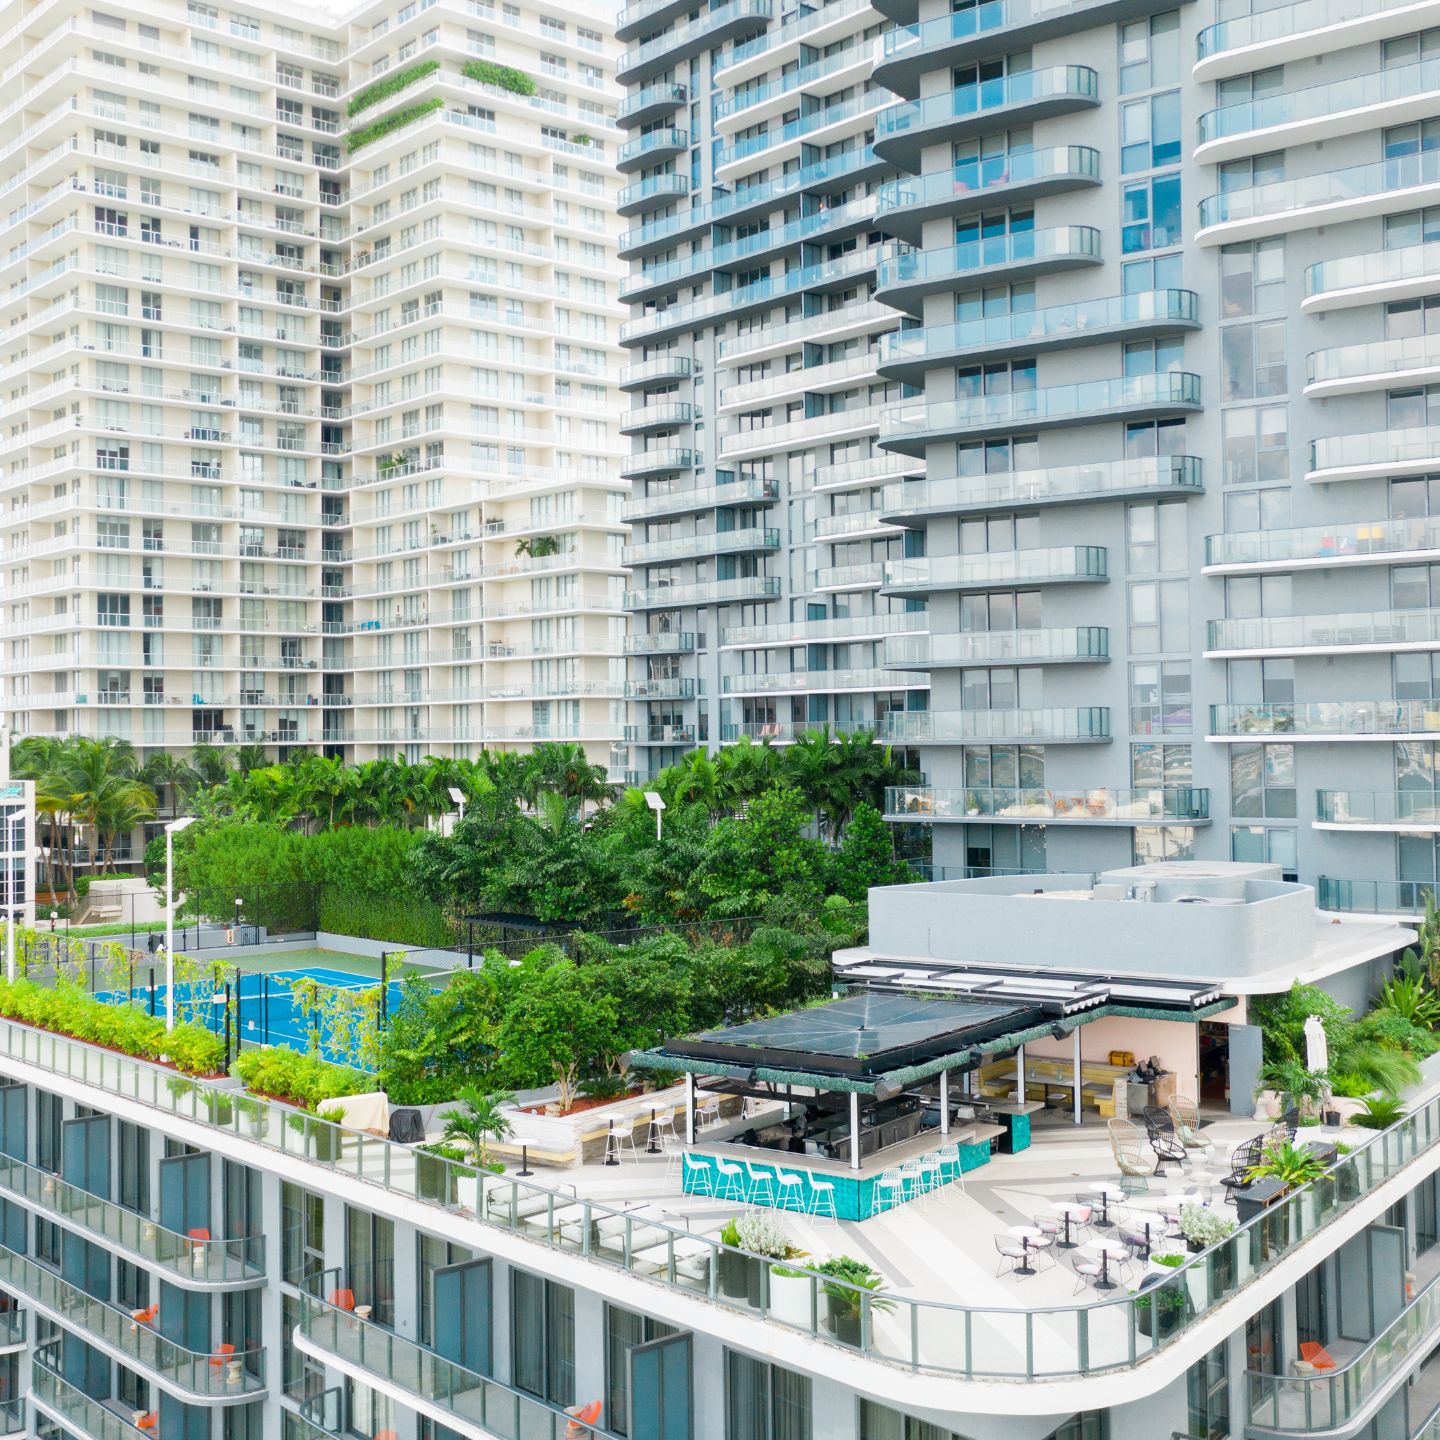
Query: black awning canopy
[[666, 990, 1039, 1079]]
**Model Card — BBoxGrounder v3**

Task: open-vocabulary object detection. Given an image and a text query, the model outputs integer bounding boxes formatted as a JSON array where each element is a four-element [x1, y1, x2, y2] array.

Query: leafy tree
[[497, 958, 618, 1110], [830, 803, 913, 902], [440, 1086, 515, 1168], [695, 785, 828, 916]]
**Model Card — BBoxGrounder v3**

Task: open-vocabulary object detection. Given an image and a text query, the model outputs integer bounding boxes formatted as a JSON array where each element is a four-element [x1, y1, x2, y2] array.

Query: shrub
[[233, 1046, 369, 1110], [460, 59, 536, 95], [347, 98, 444, 152], [347, 59, 439, 117], [1351, 1094, 1406, 1130]]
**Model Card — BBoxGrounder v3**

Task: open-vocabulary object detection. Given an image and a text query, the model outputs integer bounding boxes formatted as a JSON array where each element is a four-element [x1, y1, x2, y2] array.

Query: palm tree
[[141, 751, 197, 819], [58, 738, 156, 873], [522, 742, 613, 807], [715, 735, 778, 808], [189, 743, 233, 788], [233, 744, 269, 777], [440, 1086, 515, 1169]]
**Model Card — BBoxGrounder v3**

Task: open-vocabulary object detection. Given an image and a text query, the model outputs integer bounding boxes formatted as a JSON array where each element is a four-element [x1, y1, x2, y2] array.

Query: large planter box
[[767, 1268, 813, 1327]]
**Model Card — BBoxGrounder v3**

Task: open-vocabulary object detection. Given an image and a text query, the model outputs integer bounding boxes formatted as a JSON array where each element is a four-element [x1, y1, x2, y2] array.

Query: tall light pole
[[447, 786, 466, 825], [643, 791, 666, 843], [164, 817, 195, 1031]]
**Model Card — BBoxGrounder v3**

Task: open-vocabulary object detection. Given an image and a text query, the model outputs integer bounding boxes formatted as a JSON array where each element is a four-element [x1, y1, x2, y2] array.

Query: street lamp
[[163, 817, 196, 1032], [234, 897, 243, 942], [643, 791, 666, 842], [447, 786, 466, 822]]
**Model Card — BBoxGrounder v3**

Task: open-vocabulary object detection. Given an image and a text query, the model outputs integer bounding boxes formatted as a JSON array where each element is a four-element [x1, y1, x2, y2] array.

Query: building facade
[[0, 0, 628, 773], [618, 0, 1440, 913]]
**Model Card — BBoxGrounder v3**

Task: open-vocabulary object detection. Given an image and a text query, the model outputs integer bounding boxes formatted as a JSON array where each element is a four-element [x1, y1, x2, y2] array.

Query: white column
[[939, 1069, 950, 1135], [849, 1091, 861, 1173], [165, 830, 175, 1032], [1073, 1026, 1083, 1126], [684, 1071, 695, 1145], [1015, 1043, 1026, 1101]]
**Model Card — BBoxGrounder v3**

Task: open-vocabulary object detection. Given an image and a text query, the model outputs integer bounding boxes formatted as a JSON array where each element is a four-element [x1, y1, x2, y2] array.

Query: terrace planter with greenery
[[1133, 1271, 1188, 1339], [460, 59, 536, 95], [347, 98, 444, 152], [347, 59, 440, 117], [817, 1257, 888, 1347]]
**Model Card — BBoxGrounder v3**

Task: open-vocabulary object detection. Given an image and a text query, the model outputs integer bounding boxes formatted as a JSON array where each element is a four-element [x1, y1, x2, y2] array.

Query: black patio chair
[[1142, 1104, 1187, 1175], [1220, 1135, 1266, 1206]]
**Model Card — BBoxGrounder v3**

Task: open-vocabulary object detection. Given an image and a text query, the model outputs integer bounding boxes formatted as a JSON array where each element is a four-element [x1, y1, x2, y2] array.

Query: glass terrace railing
[[5, 1010, 1440, 1381], [1207, 608, 1440, 653], [885, 785, 1209, 822], [1306, 243, 1440, 303], [883, 456, 1200, 515], [1205, 516, 1440, 567], [33, 1352, 155, 1440], [1209, 701, 1440, 737], [881, 708, 1112, 742], [622, 576, 781, 608], [1311, 427, 1440, 478], [725, 610, 927, 647], [875, 226, 1101, 293], [1317, 791, 1440, 825], [883, 546, 1107, 589], [0, 1150, 263, 1283], [716, 43, 870, 120], [878, 146, 1100, 219], [1197, 0, 1418, 61], [876, 66, 1099, 142], [1308, 333, 1440, 389], [885, 627, 1108, 666], [1318, 879, 1436, 914]]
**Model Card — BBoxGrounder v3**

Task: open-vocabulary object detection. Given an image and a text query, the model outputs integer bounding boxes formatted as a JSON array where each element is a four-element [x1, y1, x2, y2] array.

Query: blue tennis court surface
[[97, 962, 445, 1069]]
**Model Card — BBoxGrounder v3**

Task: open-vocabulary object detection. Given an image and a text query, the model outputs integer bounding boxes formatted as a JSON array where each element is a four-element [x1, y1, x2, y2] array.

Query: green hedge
[[347, 59, 441, 117], [347, 97, 444, 152], [233, 1047, 370, 1111], [317, 888, 454, 948], [0, 978, 223, 1075], [460, 59, 536, 95]]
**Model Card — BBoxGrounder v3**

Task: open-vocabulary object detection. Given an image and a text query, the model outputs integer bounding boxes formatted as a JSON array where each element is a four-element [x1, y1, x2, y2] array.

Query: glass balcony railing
[[616, 82, 687, 126], [617, 128, 689, 168], [622, 576, 781, 608], [617, 0, 772, 82], [718, 91, 882, 169], [1197, 0, 1418, 63], [885, 785, 1208, 823], [34, 1352, 153, 1440], [876, 66, 1099, 145], [1308, 332, 1440, 390], [624, 677, 697, 699], [877, 147, 1101, 222], [723, 666, 926, 693], [622, 630, 696, 655], [815, 560, 886, 589], [2, 1006, 1440, 1382], [883, 456, 1201, 518], [1207, 608, 1440, 654], [1318, 878, 1438, 914], [0, 1151, 263, 1283], [619, 355, 693, 388], [725, 610, 928, 647], [884, 546, 1107, 591], [1210, 700, 1440, 737], [1206, 516, 1440, 568], [1311, 426, 1440, 479], [881, 708, 1111, 742], [299, 1277, 605, 1440], [620, 401, 693, 431], [881, 290, 1198, 365], [1306, 242, 1440, 304], [624, 723, 695, 744], [885, 627, 1109, 667], [617, 173, 689, 212], [623, 527, 780, 565], [875, 227, 1101, 297], [622, 477, 779, 521], [0, 1233, 265, 1395], [881, 373, 1200, 446], [1200, 150, 1440, 233], [1199, 59, 1440, 146], [619, 447, 694, 478], [720, 298, 897, 361], [716, 44, 871, 121], [880, 0, 1147, 68], [1317, 791, 1440, 825]]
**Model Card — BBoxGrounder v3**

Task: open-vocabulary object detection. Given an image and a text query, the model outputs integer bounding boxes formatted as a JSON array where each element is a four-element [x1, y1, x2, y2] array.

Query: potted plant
[[732, 1215, 809, 1325], [440, 1087, 515, 1172], [1132, 1270, 1188, 1339], [816, 1256, 889, 1347], [234, 1095, 268, 1137], [1179, 1202, 1236, 1255], [1350, 1094, 1405, 1130], [717, 1218, 751, 1301]]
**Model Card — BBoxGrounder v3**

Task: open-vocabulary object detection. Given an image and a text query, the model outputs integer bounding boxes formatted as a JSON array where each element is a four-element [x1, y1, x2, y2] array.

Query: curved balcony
[[1306, 333, 1440, 398], [622, 575, 781, 609], [720, 0, 874, 80], [1304, 242, 1440, 313], [1207, 608, 1440, 657], [724, 610, 928, 650], [619, 447, 695, 480], [875, 227, 1101, 314], [1310, 426, 1440, 483], [880, 373, 1201, 453], [716, 91, 885, 177], [875, 147, 1101, 246], [883, 546, 1107, 594], [878, 289, 1199, 379], [715, 44, 874, 131], [33, 1351, 158, 1440], [624, 677, 697, 700], [617, 82, 688, 130], [723, 666, 929, 695], [1205, 516, 1440, 573], [622, 631, 696, 655], [625, 722, 696, 744], [617, 127, 690, 173], [874, 67, 1100, 172], [881, 708, 1112, 743], [885, 627, 1109, 668], [623, 527, 780, 565], [885, 785, 1208, 824], [620, 400, 693, 435], [619, 354, 693, 392], [1198, 150, 1440, 246], [1198, 59, 1440, 164], [1195, 0, 1440, 82], [616, 0, 696, 42], [623, 476, 779, 522], [882, 456, 1201, 524], [815, 560, 886, 591], [1319, 878, 1440, 915], [617, 172, 689, 217], [0, 1151, 263, 1286], [1317, 791, 1440, 830], [617, 0, 772, 87], [878, 0, 1189, 92], [1210, 700, 1440, 740]]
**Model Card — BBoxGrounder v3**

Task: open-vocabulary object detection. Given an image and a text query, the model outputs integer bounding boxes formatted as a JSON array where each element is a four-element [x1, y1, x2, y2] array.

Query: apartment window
[[961, 823, 1046, 877], [1219, 151, 1284, 191], [1221, 321, 1286, 399], [1386, 207, 1440, 248], [1386, 119, 1440, 159], [858, 1400, 973, 1439], [1389, 385, 1440, 431], [1231, 744, 1295, 819], [417, 1235, 472, 1347], [956, 434, 1038, 475], [1121, 171, 1180, 252], [117, 1121, 149, 1214], [604, 1305, 678, 1436], [1128, 579, 1187, 653], [1187, 1344, 1230, 1440], [1122, 253, 1183, 293], [1120, 90, 1180, 171], [961, 667, 1041, 711], [725, 1351, 811, 1440], [1126, 499, 1187, 572], [1221, 405, 1288, 484], [964, 744, 1044, 789], [959, 512, 1038, 552], [281, 1184, 323, 1286], [1219, 239, 1284, 316], [1232, 824, 1296, 874], [1119, 10, 1179, 91], [1226, 574, 1291, 619], [1397, 655, 1440, 703], [959, 589, 1042, 632], [1225, 487, 1290, 532], [1391, 475, 1440, 516], [511, 1271, 574, 1407], [1124, 418, 1186, 458], [1393, 562, 1440, 609], [36, 1090, 62, 1173], [955, 206, 1033, 246], [1130, 662, 1191, 734], [1388, 296, 1440, 339]]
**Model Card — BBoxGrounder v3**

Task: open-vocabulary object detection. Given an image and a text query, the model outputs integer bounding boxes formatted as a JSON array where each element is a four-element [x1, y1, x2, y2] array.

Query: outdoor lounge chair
[[1221, 1136, 1266, 1205], [1166, 1095, 1210, 1152], [1143, 1106, 1187, 1175], [1107, 1118, 1153, 1194], [1300, 1342, 1337, 1372]]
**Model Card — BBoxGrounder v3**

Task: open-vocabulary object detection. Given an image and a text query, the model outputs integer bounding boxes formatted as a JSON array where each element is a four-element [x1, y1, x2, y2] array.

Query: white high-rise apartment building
[[0, 0, 628, 771]]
